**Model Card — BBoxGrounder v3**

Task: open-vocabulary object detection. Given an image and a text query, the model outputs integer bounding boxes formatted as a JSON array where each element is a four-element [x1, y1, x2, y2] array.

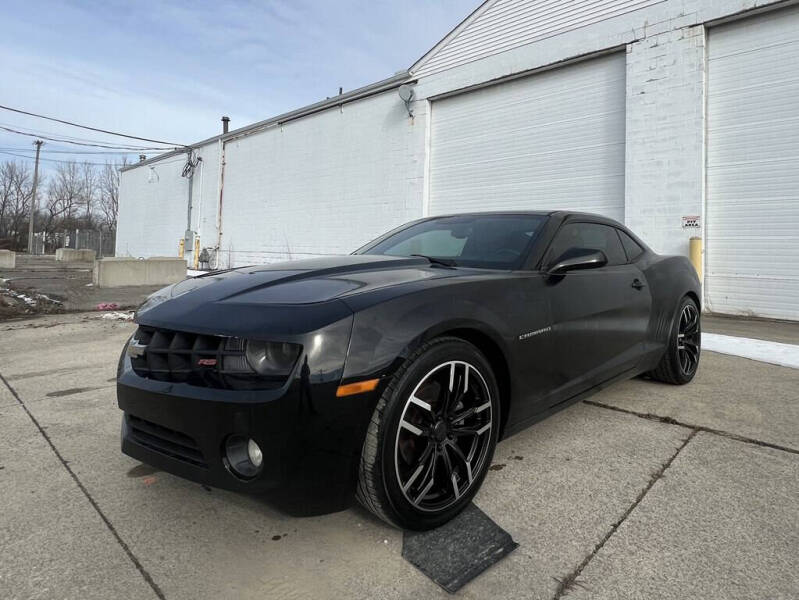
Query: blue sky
[[0, 0, 476, 171]]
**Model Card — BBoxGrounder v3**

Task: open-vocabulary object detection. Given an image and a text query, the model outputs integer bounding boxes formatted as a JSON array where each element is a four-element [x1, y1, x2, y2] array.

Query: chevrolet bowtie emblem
[[127, 339, 147, 358]]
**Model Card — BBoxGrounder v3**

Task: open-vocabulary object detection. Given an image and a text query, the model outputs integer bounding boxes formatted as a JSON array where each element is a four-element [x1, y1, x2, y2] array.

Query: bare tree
[[79, 161, 98, 223], [0, 157, 126, 252], [97, 159, 125, 232], [0, 161, 33, 249], [41, 162, 83, 249]]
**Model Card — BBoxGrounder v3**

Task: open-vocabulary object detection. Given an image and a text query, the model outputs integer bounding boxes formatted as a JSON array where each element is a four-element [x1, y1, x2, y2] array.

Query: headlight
[[245, 341, 301, 376]]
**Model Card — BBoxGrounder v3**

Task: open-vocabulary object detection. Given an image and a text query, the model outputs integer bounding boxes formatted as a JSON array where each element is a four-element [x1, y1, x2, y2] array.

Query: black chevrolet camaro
[[117, 211, 701, 529]]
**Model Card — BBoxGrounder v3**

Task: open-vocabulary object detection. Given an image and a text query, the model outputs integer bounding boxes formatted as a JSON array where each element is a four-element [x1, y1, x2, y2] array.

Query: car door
[[543, 221, 652, 403]]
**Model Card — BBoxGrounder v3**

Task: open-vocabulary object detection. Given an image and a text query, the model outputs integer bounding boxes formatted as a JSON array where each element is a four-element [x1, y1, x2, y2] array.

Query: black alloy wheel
[[676, 302, 700, 376], [649, 295, 701, 385], [356, 337, 500, 530], [394, 360, 493, 513]]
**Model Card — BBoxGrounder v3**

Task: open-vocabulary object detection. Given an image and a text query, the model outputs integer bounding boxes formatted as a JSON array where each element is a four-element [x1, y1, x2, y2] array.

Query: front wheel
[[649, 296, 701, 384], [356, 337, 500, 530]]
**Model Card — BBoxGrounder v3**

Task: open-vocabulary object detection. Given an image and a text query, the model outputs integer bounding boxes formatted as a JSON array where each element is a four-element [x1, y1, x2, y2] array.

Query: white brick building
[[117, 0, 799, 320]]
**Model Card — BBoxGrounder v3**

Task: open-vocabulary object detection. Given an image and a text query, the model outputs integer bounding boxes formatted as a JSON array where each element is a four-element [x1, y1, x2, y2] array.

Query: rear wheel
[[650, 296, 701, 384], [356, 337, 500, 530]]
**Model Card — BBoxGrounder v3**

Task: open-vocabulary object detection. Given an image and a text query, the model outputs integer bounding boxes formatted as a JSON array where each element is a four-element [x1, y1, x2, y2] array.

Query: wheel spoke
[[409, 395, 433, 412], [400, 420, 424, 436], [451, 422, 491, 437], [412, 447, 438, 505], [450, 407, 475, 424], [446, 440, 474, 484], [403, 443, 433, 492], [443, 362, 470, 417], [439, 447, 460, 499], [685, 344, 699, 363]]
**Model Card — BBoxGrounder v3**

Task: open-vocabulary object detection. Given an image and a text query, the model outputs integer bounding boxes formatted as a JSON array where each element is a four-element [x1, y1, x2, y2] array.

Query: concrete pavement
[[1, 313, 797, 599]]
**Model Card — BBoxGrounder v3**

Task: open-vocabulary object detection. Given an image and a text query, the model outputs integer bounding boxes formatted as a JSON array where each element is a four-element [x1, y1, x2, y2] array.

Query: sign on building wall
[[682, 215, 701, 229]]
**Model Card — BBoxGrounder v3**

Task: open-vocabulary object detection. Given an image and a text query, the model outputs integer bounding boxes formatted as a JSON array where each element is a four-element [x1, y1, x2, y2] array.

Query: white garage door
[[429, 52, 626, 221], [707, 6, 799, 320]]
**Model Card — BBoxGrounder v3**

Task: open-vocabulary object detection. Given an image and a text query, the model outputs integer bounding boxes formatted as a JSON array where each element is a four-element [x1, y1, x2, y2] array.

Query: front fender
[[340, 277, 547, 384]]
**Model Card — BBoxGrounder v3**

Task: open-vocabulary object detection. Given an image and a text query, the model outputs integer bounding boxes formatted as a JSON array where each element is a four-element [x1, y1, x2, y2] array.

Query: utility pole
[[27, 140, 43, 254]]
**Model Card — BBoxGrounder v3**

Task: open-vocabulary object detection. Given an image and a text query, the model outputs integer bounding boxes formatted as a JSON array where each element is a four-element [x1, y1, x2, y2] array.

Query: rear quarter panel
[[639, 254, 701, 368]]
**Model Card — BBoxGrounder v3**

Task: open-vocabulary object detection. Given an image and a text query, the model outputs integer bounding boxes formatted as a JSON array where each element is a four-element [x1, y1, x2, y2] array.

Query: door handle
[[632, 278, 646, 290]]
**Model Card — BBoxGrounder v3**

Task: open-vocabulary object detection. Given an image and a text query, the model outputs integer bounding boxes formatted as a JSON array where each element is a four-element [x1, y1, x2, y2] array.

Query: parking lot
[[1, 313, 797, 599]]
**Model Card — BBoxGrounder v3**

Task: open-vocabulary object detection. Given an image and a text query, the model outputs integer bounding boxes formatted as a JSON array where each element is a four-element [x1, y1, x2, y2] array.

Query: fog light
[[247, 439, 263, 468], [224, 435, 263, 479]]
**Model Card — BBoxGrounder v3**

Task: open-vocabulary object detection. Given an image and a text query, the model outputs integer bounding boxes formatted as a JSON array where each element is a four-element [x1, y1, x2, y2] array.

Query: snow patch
[[703, 333, 799, 370]]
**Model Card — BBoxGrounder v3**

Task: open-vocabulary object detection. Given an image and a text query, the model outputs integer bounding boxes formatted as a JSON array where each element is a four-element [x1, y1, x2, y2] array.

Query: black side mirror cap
[[547, 249, 608, 275]]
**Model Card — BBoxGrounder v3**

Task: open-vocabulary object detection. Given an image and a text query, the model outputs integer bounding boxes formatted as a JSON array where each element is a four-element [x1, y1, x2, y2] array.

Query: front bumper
[[117, 318, 382, 499]]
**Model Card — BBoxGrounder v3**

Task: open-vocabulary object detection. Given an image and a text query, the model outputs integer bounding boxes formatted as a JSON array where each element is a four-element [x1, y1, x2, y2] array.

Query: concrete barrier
[[93, 257, 186, 288], [55, 248, 96, 263], [0, 249, 15, 269]]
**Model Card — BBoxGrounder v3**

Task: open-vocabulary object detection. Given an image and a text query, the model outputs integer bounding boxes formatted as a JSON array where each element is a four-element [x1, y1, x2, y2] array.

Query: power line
[[0, 125, 179, 151], [0, 103, 186, 147], [0, 146, 147, 155], [0, 120, 154, 146], [0, 149, 183, 167], [0, 149, 128, 166], [0, 119, 172, 148]]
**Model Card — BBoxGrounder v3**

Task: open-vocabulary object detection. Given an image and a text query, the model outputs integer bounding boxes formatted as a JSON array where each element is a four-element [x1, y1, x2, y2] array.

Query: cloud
[[0, 0, 476, 172]]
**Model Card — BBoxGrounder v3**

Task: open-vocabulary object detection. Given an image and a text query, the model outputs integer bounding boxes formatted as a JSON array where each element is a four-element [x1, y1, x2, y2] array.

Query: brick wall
[[624, 26, 706, 258]]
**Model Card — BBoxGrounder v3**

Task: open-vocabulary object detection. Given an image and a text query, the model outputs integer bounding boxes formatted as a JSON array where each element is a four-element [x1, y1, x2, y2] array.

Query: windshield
[[357, 214, 548, 269]]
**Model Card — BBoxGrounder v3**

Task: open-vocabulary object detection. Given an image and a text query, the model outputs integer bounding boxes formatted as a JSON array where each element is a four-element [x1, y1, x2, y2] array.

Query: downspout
[[185, 162, 194, 260], [215, 137, 226, 269], [195, 156, 204, 242]]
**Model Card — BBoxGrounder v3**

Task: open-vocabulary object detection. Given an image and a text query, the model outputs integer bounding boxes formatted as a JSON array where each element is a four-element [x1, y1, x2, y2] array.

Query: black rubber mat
[[402, 503, 518, 594]]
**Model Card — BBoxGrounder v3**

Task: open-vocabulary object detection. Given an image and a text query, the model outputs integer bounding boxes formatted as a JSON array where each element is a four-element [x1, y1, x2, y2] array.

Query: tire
[[356, 337, 500, 530], [649, 296, 701, 385]]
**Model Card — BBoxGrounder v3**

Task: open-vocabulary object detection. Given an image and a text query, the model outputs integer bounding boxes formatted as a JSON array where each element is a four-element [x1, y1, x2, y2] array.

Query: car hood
[[135, 255, 461, 336]]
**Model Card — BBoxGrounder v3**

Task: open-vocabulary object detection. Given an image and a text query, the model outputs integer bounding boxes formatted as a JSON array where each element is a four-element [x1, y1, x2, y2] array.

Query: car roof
[[420, 210, 619, 223]]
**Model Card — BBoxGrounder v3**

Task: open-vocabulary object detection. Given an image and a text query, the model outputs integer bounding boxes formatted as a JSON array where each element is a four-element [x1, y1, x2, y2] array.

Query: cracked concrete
[[1, 314, 797, 599]]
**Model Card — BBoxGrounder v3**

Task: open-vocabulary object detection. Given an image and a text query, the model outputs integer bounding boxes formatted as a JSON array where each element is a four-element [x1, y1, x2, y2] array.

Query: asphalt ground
[[0, 313, 797, 599]]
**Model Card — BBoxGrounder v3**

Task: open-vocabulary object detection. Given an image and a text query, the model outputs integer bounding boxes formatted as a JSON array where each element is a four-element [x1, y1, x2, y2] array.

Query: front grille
[[129, 326, 283, 389], [127, 414, 208, 468]]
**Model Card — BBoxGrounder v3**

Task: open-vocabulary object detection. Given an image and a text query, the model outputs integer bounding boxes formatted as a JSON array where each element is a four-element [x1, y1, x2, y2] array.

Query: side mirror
[[547, 248, 607, 275]]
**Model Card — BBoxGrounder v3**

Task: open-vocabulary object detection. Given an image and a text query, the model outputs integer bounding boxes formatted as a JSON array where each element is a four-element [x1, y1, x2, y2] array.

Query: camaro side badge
[[519, 326, 551, 341], [127, 340, 147, 358]]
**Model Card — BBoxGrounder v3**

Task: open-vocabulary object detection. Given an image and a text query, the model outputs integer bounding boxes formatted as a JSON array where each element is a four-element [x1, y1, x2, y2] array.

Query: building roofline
[[122, 71, 413, 172], [409, 0, 497, 74]]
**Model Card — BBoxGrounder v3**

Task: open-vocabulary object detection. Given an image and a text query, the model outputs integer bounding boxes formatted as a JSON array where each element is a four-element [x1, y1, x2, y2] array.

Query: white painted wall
[[410, 0, 785, 264], [211, 90, 424, 267], [624, 26, 706, 258], [116, 142, 218, 260], [116, 0, 796, 318]]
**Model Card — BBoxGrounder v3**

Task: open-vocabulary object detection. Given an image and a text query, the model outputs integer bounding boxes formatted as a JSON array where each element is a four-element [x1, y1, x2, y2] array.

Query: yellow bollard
[[193, 237, 200, 270], [178, 238, 185, 259], [689, 237, 702, 282]]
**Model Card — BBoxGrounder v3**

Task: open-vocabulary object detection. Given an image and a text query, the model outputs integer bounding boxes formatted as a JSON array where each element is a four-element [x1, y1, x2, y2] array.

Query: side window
[[618, 230, 645, 262], [547, 222, 627, 267]]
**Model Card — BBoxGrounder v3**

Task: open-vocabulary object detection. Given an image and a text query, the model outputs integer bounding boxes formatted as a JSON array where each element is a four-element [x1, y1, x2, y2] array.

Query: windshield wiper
[[410, 254, 457, 268]]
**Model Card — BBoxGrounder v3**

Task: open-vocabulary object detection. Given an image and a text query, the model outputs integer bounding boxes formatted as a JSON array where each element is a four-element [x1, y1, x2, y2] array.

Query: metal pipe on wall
[[214, 138, 226, 269]]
